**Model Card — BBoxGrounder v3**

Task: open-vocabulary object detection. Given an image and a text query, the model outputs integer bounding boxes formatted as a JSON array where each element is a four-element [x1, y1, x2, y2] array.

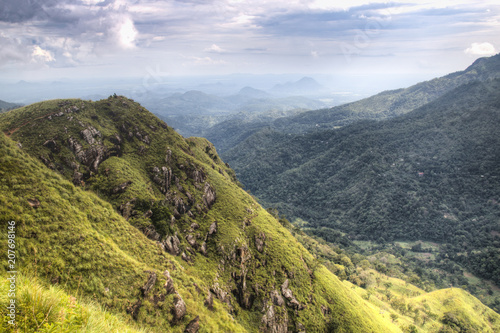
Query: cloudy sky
[[0, 0, 499, 82]]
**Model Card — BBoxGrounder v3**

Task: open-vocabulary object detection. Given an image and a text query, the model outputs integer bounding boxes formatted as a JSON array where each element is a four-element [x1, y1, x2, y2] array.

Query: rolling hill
[[0, 96, 400, 332], [223, 78, 500, 301], [2, 96, 498, 332]]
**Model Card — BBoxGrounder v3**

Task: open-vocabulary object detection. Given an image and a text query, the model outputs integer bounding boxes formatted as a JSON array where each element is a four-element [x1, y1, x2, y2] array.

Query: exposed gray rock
[[83, 145, 108, 172], [270, 290, 285, 307], [68, 137, 108, 172], [181, 252, 191, 262], [211, 282, 232, 309], [200, 242, 207, 256], [190, 168, 205, 183], [184, 316, 200, 333], [260, 300, 288, 333], [152, 166, 172, 194], [72, 170, 83, 186], [204, 291, 214, 310], [172, 293, 187, 323], [165, 149, 172, 163], [143, 225, 160, 241], [255, 232, 266, 253], [186, 234, 197, 248], [202, 182, 216, 209], [27, 198, 40, 208], [281, 279, 293, 300], [208, 221, 218, 236], [39, 155, 55, 170], [164, 270, 176, 295], [163, 235, 181, 255], [233, 267, 254, 309], [141, 271, 157, 297], [281, 279, 304, 310], [120, 201, 134, 220], [80, 126, 101, 145]]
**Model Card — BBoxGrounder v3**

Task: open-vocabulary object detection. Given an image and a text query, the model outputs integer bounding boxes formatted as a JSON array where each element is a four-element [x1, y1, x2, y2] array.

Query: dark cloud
[[0, 0, 46, 23]]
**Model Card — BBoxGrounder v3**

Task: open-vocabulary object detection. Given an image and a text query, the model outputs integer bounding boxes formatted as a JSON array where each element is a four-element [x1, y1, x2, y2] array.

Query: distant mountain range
[[202, 54, 500, 154], [147, 78, 330, 137], [270, 76, 328, 96]]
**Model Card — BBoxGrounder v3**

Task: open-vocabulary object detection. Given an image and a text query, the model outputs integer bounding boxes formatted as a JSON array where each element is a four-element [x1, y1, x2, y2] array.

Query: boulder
[[172, 293, 187, 323], [184, 316, 200, 333], [202, 182, 216, 209], [141, 271, 157, 297], [163, 235, 181, 256]]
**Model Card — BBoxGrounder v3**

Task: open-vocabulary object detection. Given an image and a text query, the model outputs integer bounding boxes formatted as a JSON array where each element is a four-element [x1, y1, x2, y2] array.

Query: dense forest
[[224, 79, 500, 299]]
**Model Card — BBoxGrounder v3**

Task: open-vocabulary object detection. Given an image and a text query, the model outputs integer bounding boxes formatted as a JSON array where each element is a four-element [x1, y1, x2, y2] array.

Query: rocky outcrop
[[184, 316, 200, 333], [162, 234, 181, 255], [152, 166, 172, 194], [143, 225, 161, 241], [202, 182, 216, 209], [211, 282, 232, 309], [80, 126, 101, 145], [208, 221, 218, 237], [204, 291, 214, 310], [68, 136, 108, 172], [186, 234, 197, 248], [270, 290, 285, 307], [72, 170, 83, 185], [255, 232, 266, 253], [190, 168, 205, 183], [141, 271, 157, 297], [281, 279, 304, 310], [261, 300, 288, 333], [233, 266, 254, 309], [172, 293, 187, 323], [119, 200, 134, 220], [164, 270, 176, 295]]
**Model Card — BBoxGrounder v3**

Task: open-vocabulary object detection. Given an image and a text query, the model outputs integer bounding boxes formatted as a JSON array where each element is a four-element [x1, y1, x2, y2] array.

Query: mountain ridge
[[0, 96, 401, 332]]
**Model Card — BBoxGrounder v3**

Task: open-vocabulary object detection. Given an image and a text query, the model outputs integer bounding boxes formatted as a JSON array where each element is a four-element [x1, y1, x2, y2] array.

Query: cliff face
[[0, 96, 400, 332]]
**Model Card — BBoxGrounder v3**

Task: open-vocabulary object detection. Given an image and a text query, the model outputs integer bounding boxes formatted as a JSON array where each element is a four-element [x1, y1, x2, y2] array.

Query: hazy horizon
[[1, 0, 499, 103]]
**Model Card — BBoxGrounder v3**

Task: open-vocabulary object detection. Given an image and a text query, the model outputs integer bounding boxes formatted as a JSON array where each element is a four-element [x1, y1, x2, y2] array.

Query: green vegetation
[[0, 96, 407, 332], [0, 273, 146, 332], [223, 78, 500, 313], [0, 100, 22, 113]]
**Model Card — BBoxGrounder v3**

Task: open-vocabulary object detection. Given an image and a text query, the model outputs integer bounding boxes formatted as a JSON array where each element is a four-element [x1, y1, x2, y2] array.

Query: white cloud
[[465, 42, 497, 56], [116, 17, 138, 49], [204, 44, 226, 53], [32, 46, 55, 63], [186, 56, 227, 66]]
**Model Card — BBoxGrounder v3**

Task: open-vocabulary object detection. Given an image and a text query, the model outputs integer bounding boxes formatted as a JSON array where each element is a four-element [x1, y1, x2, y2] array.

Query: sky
[[0, 0, 499, 84]]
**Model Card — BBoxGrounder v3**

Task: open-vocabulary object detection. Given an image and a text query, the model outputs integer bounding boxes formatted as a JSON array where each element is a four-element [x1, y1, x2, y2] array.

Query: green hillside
[[0, 96, 405, 332], [223, 79, 500, 308], [0, 100, 22, 113]]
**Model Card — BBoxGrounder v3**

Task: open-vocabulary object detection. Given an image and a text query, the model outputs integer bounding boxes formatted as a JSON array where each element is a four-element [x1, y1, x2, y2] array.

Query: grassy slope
[[0, 273, 147, 333], [0, 98, 401, 332], [0, 128, 246, 332]]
